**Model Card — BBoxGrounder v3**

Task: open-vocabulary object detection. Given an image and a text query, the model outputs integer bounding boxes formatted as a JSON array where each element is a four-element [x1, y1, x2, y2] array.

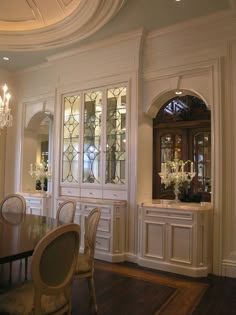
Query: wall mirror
[[22, 111, 53, 193]]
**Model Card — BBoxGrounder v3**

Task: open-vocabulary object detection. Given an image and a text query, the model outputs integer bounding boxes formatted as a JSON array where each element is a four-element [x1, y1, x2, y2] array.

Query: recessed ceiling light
[[175, 0, 181, 2], [3, 57, 9, 61], [175, 90, 183, 95]]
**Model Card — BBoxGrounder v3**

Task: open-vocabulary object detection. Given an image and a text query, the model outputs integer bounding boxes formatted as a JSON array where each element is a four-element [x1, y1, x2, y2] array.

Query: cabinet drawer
[[60, 187, 80, 197], [103, 189, 127, 200], [95, 235, 110, 252], [30, 208, 42, 216], [81, 188, 102, 199], [25, 198, 42, 206], [97, 217, 111, 233]]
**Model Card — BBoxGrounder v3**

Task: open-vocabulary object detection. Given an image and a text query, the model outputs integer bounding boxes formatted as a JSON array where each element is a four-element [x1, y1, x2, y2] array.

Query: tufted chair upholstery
[[0, 223, 81, 315], [74, 207, 101, 314]]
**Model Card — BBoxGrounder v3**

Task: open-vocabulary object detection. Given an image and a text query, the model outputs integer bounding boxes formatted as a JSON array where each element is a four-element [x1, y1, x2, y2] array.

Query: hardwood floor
[[192, 274, 236, 315], [1, 259, 236, 314]]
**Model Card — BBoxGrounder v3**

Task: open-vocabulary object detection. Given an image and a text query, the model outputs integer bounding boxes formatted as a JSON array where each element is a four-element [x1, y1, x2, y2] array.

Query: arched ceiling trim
[[146, 89, 209, 119], [0, 0, 126, 51]]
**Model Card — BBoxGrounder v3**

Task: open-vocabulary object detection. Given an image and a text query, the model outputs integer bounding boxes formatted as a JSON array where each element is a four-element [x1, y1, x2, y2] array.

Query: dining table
[[0, 213, 57, 286]]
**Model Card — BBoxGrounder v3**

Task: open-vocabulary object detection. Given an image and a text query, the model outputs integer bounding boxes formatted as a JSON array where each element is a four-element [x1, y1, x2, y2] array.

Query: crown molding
[[16, 27, 144, 74], [47, 28, 145, 62], [0, 0, 126, 51], [147, 9, 236, 39]]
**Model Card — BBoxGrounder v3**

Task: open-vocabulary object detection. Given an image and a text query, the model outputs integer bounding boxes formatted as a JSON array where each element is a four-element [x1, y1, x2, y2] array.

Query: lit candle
[[30, 163, 33, 172], [5, 93, 11, 109], [191, 162, 193, 173]]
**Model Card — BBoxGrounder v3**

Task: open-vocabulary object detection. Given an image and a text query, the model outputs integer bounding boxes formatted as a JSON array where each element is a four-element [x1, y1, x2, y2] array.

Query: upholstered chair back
[[56, 200, 76, 225]]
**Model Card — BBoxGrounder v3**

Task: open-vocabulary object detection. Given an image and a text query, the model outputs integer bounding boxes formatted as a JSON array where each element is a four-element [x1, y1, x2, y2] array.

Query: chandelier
[[0, 84, 12, 129]]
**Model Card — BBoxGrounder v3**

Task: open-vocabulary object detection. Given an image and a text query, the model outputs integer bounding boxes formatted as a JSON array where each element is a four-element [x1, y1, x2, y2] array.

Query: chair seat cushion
[[75, 254, 92, 274], [0, 282, 68, 315]]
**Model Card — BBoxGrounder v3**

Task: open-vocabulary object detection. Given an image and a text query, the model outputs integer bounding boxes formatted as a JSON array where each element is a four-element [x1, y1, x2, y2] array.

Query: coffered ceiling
[[0, 0, 234, 72]]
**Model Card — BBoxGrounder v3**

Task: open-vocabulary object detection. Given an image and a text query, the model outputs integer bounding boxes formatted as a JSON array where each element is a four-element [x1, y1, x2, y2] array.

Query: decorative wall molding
[[17, 28, 144, 74], [222, 259, 236, 278], [147, 9, 236, 40], [142, 59, 216, 117], [47, 28, 144, 63]]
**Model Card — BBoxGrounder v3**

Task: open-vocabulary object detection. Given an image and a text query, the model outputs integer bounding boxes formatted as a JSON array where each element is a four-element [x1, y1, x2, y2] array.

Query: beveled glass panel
[[106, 87, 126, 184], [194, 132, 211, 192], [82, 91, 102, 183], [161, 134, 182, 162], [62, 95, 80, 183]]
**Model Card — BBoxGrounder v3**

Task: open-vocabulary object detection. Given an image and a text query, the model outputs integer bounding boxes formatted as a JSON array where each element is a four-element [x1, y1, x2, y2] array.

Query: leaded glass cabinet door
[[193, 131, 211, 195], [105, 87, 127, 186], [82, 91, 102, 184], [62, 95, 80, 183]]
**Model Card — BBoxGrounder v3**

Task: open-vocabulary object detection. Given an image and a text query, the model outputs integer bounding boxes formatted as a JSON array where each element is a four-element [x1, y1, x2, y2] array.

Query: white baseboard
[[221, 260, 236, 278]]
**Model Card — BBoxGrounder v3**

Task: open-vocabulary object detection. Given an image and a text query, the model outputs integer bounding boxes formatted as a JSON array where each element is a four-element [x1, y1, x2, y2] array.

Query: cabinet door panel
[[82, 91, 102, 184], [62, 95, 81, 183], [144, 221, 165, 260], [169, 224, 193, 264], [105, 87, 127, 185]]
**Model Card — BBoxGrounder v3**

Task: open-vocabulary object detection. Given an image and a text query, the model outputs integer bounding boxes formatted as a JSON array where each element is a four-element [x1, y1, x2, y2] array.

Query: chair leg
[[25, 257, 28, 280], [9, 262, 12, 284], [87, 276, 98, 314]]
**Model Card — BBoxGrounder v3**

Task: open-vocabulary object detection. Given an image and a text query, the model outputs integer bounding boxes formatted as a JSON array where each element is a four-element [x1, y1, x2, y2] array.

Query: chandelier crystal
[[0, 84, 12, 129]]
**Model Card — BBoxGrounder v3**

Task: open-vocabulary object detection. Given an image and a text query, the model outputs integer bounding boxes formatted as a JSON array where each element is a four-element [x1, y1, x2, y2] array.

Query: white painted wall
[[3, 11, 236, 277], [139, 12, 236, 277], [0, 69, 15, 198]]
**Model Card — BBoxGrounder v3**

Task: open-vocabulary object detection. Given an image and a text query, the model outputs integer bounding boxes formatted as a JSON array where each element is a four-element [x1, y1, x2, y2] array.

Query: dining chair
[[56, 200, 76, 225], [74, 207, 101, 314], [0, 193, 27, 282], [0, 193, 26, 224], [0, 222, 81, 315]]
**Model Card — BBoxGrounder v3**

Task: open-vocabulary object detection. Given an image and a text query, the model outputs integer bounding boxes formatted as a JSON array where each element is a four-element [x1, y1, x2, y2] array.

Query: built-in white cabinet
[[57, 197, 126, 262], [19, 193, 52, 217], [138, 201, 212, 277], [60, 84, 128, 201]]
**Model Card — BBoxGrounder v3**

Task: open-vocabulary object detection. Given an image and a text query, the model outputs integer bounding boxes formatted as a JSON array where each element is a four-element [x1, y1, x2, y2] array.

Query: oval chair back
[[0, 223, 80, 315], [56, 200, 76, 225], [0, 193, 26, 225]]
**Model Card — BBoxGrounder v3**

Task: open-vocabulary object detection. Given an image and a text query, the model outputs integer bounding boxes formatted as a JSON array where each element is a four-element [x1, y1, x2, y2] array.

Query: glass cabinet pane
[[62, 95, 80, 183], [82, 91, 102, 184], [161, 134, 182, 162], [106, 87, 126, 184], [193, 132, 211, 193]]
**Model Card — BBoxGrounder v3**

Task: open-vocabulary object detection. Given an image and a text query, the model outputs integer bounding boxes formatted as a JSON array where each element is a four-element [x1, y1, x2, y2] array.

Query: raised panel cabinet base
[[137, 257, 209, 277]]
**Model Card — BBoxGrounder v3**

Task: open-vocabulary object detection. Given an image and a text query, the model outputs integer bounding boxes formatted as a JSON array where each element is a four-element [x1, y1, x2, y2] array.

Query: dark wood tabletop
[[0, 214, 57, 264]]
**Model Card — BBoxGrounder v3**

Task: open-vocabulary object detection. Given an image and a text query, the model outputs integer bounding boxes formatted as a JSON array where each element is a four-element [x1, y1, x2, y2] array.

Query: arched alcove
[[22, 111, 53, 193], [152, 94, 211, 202]]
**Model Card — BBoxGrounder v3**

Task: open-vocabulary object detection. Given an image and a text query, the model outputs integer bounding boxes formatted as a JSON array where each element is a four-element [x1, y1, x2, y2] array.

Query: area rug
[[72, 261, 208, 315]]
